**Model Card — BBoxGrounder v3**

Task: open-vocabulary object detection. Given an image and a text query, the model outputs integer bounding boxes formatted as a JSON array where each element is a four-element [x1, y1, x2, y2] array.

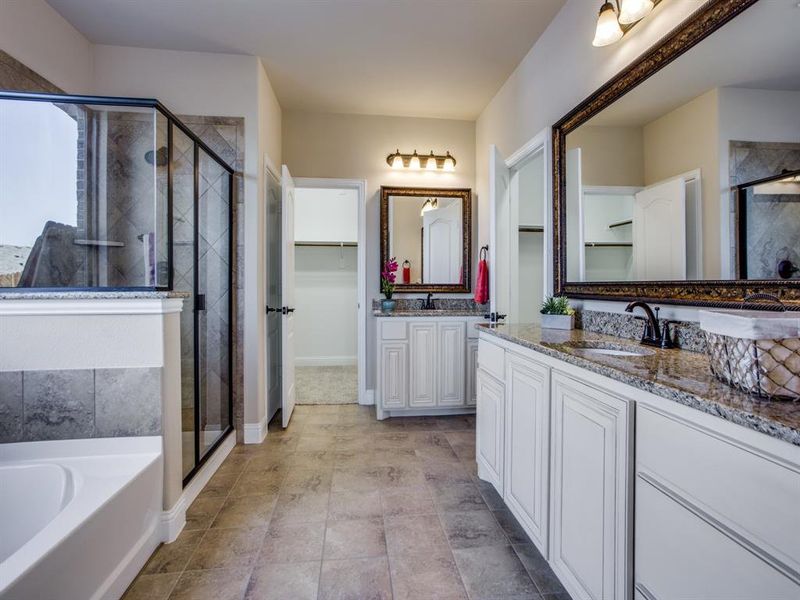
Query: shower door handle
[[195, 294, 206, 311]]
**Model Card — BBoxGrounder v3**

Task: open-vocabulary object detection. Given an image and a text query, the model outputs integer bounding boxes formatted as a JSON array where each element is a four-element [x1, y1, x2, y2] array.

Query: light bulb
[[443, 151, 456, 172], [592, 1, 623, 47], [618, 0, 654, 24], [390, 152, 403, 169], [409, 151, 421, 170], [426, 153, 438, 170]]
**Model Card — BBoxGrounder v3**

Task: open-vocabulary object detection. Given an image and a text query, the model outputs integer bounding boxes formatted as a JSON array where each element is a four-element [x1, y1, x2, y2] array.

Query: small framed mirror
[[380, 186, 472, 293]]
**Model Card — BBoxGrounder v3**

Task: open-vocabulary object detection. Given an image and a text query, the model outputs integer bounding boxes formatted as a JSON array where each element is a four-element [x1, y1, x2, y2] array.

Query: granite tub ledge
[[477, 323, 800, 447], [373, 309, 486, 317], [0, 290, 190, 301]]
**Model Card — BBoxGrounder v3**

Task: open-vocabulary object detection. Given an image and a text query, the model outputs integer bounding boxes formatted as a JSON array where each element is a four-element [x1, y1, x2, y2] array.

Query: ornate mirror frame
[[380, 186, 472, 293], [551, 0, 800, 308]]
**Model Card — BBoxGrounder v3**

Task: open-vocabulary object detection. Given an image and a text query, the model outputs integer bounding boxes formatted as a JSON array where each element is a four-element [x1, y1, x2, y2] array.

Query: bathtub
[[0, 437, 163, 600]]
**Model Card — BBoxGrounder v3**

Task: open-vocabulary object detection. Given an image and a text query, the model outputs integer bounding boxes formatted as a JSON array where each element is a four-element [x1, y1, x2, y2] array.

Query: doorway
[[292, 178, 366, 406]]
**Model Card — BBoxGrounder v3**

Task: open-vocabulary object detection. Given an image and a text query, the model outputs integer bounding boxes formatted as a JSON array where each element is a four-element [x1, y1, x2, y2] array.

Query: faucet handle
[[661, 321, 674, 349]]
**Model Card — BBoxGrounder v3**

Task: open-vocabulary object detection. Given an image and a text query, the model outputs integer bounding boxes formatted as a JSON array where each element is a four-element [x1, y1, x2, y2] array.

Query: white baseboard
[[160, 431, 235, 543], [244, 416, 268, 444], [360, 389, 375, 406], [296, 356, 357, 367]]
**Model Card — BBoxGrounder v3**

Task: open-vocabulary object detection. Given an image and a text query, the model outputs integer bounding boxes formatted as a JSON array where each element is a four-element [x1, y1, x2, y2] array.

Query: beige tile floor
[[123, 405, 571, 600]]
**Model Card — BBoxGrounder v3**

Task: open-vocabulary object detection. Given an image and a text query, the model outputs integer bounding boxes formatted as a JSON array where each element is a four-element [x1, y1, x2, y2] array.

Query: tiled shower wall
[[0, 368, 161, 443]]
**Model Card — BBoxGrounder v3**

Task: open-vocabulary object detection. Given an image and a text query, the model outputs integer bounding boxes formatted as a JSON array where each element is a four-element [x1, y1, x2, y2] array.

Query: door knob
[[282, 306, 296, 315]]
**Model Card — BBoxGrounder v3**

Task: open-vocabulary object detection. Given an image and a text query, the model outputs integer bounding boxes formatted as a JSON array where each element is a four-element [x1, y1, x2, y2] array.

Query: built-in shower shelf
[[73, 239, 125, 247]]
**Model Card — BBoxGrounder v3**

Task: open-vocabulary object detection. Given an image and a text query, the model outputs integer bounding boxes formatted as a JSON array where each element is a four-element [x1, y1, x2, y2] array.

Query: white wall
[[295, 188, 358, 242], [476, 0, 704, 321], [294, 246, 358, 366], [0, 0, 93, 93], [283, 110, 475, 390]]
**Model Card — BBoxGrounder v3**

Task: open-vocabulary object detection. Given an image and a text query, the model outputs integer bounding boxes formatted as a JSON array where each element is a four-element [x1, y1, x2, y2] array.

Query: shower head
[[145, 146, 169, 167]]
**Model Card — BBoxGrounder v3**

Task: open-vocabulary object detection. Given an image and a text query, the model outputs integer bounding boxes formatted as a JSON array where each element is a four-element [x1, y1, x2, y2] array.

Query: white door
[[423, 199, 461, 284], [505, 354, 550, 557], [633, 177, 686, 280], [566, 148, 583, 282], [489, 145, 510, 318], [476, 368, 505, 495], [437, 322, 466, 406], [550, 372, 632, 600], [281, 165, 296, 428]]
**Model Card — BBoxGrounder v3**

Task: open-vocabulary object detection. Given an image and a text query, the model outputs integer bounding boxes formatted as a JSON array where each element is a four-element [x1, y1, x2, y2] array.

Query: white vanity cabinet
[[477, 330, 800, 600], [550, 372, 632, 600], [376, 316, 481, 419]]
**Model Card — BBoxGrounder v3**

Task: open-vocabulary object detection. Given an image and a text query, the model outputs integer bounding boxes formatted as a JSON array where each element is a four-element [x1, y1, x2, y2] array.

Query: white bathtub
[[0, 437, 163, 600]]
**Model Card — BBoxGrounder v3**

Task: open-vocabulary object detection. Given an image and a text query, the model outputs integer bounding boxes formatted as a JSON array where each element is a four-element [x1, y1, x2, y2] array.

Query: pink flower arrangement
[[381, 257, 399, 299]]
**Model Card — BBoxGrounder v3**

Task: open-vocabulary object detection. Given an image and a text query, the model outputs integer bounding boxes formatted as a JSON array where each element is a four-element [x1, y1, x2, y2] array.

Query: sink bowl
[[564, 341, 654, 358]]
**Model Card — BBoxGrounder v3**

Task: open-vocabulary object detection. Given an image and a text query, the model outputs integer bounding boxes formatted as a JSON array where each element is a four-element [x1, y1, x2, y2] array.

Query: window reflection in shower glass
[[197, 148, 231, 458], [0, 99, 168, 288]]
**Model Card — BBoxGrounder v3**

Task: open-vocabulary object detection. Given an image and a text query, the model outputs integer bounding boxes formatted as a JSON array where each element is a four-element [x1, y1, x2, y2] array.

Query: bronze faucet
[[625, 300, 673, 348]]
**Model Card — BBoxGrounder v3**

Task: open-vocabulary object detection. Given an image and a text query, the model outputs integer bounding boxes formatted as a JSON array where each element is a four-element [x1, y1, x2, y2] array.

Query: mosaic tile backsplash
[[0, 367, 161, 443]]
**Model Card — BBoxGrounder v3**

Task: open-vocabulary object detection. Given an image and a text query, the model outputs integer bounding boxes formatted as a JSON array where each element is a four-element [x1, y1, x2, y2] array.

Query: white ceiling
[[46, 0, 566, 120]]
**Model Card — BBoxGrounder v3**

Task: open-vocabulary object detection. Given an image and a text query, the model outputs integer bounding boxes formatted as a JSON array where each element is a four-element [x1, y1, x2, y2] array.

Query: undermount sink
[[564, 341, 655, 358]]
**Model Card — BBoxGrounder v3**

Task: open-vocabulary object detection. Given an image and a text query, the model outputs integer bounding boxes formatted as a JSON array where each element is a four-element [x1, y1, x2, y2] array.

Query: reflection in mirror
[[389, 195, 463, 285], [563, 0, 800, 283], [380, 187, 471, 292]]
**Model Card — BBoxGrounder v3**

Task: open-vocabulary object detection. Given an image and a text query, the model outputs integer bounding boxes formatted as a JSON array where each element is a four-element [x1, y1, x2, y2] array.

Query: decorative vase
[[541, 313, 575, 330], [381, 299, 397, 313]]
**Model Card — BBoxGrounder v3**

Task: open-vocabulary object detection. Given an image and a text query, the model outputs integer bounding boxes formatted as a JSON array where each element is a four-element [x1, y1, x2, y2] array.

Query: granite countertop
[[0, 290, 190, 300], [373, 309, 486, 317], [477, 323, 800, 447]]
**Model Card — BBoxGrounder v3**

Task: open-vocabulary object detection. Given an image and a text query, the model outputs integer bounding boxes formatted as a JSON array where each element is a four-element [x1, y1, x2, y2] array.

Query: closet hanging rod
[[295, 241, 357, 247], [518, 226, 544, 233]]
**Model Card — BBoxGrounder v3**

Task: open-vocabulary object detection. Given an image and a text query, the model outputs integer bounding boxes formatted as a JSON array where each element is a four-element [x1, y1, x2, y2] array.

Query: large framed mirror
[[553, 0, 800, 307], [380, 186, 472, 293]]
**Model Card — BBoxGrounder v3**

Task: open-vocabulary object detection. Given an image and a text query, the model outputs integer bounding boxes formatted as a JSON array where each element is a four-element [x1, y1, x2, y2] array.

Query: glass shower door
[[197, 148, 231, 459]]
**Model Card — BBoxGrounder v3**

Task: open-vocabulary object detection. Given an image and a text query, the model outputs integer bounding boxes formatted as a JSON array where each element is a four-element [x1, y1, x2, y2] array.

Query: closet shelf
[[519, 225, 544, 233], [585, 242, 633, 248], [295, 241, 357, 247], [608, 219, 633, 229]]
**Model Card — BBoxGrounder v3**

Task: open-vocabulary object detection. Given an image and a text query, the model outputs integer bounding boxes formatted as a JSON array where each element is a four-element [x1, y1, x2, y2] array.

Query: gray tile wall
[[0, 367, 161, 443]]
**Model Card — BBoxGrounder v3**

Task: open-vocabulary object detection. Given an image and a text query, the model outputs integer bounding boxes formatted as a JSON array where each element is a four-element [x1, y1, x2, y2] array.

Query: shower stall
[[0, 91, 234, 483]]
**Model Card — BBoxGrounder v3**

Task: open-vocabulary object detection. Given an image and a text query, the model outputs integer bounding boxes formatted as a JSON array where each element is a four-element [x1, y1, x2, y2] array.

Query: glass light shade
[[409, 152, 421, 170], [592, 2, 623, 47], [426, 153, 438, 170], [618, 0, 654, 24], [390, 153, 403, 169], [443, 152, 456, 172]]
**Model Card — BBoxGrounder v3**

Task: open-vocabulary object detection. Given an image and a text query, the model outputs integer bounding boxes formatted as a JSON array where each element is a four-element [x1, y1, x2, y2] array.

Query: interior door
[[633, 177, 686, 280], [281, 165, 296, 428], [489, 145, 510, 318], [265, 166, 282, 423]]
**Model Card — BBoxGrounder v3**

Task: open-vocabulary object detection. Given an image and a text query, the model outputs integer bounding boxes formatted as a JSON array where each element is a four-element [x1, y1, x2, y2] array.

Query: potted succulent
[[380, 257, 399, 312], [540, 295, 575, 330]]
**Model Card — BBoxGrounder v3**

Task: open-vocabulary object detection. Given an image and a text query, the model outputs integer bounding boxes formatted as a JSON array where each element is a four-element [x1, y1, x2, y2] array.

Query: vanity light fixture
[[592, 0, 661, 47], [386, 150, 457, 172]]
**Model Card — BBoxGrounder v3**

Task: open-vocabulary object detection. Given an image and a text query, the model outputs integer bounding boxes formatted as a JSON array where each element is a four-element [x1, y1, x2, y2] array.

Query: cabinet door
[[550, 372, 632, 600], [409, 323, 437, 407], [504, 354, 550, 556], [476, 368, 504, 494], [381, 343, 408, 409], [466, 340, 479, 407], [438, 322, 466, 406]]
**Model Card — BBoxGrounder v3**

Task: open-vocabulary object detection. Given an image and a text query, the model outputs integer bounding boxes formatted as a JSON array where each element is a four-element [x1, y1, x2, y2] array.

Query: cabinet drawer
[[635, 475, 800, 599], [381, 321, 407, 340], [478, 338, 505, 380], [637, 405, 800, 574]]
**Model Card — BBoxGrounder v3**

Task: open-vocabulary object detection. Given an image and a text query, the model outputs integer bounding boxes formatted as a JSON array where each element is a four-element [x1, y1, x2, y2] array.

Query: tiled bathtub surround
[[578, 309, 707, 353], [0, 367, 161, 443]]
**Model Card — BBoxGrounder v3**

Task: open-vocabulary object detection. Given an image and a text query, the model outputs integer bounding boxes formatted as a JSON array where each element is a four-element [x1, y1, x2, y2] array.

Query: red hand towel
[[474, 258, 489, 305]]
